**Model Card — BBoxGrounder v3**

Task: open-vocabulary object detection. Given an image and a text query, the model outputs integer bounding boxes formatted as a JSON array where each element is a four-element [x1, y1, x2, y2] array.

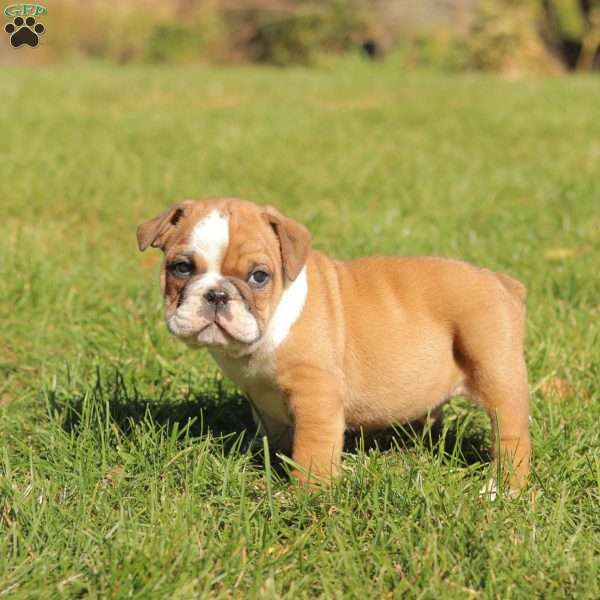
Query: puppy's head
[[137, 198, 311, 355]]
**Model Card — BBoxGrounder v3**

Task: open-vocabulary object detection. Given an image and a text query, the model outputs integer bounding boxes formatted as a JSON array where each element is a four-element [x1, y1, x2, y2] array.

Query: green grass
[[1, 59, 599, 598]]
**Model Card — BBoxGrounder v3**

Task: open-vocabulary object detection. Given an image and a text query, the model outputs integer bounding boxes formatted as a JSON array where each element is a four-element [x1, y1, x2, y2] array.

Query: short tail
[[496, 272, 527, 305]]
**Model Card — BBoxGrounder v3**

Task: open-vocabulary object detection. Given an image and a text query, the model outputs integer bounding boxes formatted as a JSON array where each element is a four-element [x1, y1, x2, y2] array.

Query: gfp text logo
[[4, 4, 46, 17]]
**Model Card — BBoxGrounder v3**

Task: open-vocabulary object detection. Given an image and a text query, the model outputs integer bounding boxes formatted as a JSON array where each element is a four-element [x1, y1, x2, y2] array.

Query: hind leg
[[457, 312, 530, 491], [475, 356, 530, 491]]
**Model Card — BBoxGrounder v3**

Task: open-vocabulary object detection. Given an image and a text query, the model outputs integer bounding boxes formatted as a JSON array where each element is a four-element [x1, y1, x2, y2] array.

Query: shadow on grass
[[345, 422, 491, 467], [46, 372, 490, 470], [46, 370, 253, 443]]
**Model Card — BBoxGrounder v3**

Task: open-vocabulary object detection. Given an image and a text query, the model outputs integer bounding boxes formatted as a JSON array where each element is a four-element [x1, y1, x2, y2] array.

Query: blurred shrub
[[404, 29, 469, 71], [146, 23, 203, 62], [465, 0, 600, 73], [144, 0, 229, 64], [467, 0, 561, 74], [222, 1, 371, 65]]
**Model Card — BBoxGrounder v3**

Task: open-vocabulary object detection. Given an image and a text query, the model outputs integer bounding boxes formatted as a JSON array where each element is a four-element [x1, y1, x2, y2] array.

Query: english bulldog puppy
[[137, 198, 530, 492]]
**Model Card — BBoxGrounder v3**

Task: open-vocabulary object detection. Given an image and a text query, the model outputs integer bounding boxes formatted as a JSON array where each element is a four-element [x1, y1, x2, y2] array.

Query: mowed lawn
[[1, 61, 599, 598]]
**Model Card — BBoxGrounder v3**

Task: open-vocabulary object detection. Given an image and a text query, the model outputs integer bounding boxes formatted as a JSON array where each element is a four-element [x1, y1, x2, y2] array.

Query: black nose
[[204, 288, 229, 306]]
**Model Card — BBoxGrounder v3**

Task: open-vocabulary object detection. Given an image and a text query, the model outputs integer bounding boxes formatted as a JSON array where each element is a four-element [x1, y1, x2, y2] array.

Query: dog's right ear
[[136, 202, 191, 252]]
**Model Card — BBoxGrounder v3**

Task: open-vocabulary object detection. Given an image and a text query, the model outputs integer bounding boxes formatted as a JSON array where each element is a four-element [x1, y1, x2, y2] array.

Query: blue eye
[[248, 270, 270, 287], [170, 261, 194, 277]]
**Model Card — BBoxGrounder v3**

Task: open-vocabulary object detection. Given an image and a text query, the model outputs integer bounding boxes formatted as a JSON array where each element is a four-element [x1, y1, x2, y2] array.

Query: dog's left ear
[[137, 201, 192, 252], [263, 206, 311, 282]]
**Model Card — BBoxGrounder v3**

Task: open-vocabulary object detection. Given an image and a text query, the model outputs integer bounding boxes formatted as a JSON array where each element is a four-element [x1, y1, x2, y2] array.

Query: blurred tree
[[542, 0, 600, 70]]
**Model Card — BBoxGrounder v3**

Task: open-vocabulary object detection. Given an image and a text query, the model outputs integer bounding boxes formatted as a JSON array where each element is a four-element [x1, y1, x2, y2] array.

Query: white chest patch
[[189, 209, 229, 272], [263, 265, 308, 349]]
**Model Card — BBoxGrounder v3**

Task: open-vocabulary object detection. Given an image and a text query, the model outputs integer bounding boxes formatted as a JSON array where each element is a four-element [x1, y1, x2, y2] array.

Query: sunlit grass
[[1, 61, 599, 598]]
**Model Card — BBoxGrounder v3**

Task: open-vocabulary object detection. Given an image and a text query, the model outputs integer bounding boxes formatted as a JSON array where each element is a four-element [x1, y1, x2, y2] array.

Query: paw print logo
[[4, 16, 45, 48]]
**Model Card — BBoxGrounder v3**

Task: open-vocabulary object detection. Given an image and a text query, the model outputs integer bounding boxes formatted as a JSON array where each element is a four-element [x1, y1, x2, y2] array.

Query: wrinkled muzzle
[[166, 275, 261, 348]]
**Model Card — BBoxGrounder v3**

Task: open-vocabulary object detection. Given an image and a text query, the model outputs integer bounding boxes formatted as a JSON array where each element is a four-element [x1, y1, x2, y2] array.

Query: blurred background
[[2, 0, 599, 74]]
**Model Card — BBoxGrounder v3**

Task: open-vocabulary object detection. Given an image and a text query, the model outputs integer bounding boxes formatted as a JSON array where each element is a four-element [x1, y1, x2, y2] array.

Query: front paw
[[290, 467, 332, 490], [479, 478, 522, 501]]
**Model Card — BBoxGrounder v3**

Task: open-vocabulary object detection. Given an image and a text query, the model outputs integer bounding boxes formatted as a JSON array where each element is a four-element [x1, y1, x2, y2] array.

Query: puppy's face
[[137, 199, 310, 355]]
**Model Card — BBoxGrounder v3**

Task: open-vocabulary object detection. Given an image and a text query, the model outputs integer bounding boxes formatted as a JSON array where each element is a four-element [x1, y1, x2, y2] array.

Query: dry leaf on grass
[[544, 247, 584, 260], [100, 466, 125, 488], [540, 377, 571, 400]]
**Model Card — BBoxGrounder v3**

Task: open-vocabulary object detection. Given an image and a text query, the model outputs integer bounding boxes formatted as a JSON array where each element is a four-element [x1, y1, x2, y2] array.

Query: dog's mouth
[[197, 318, 237, 340], [168, 309, 261, 348], [216, 310, 260, 342], [195, 320, 224, 337]]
